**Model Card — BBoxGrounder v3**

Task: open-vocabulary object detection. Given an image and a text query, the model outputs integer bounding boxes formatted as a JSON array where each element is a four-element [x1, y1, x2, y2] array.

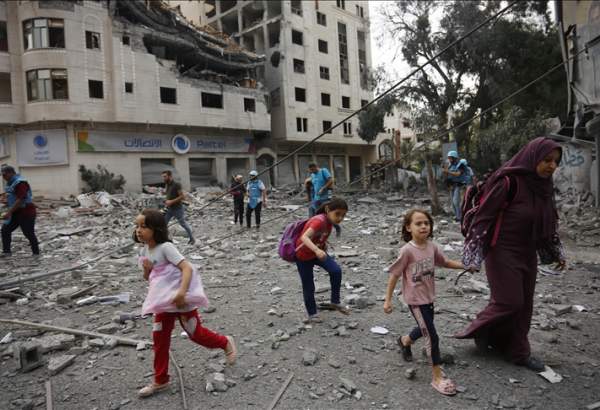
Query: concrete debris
[[370, 326, 389, 335], [405, 368, 416, 380], [538, 366, 563, 383], [302, 351, 318, 366], [37, 334, 76, 353], [586, 402, 600, 410], [48, 354, 76, 375], [15, 342, 43, 372]]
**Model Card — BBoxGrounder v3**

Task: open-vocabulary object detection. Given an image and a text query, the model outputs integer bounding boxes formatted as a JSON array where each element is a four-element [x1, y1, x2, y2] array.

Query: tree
[[379, 0, 565, 160], [357, 94, 397, 144]]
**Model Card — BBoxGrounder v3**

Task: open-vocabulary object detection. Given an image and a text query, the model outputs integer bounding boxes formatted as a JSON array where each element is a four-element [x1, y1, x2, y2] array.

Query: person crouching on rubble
[[134, 208, 237, 398], [383, 209, 469, 396]]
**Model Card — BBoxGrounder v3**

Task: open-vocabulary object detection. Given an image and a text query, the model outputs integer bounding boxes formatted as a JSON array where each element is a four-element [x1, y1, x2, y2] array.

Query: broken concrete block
[[405, 367, 416, 380], [206, 372, 228, 392], [97, 323, 119, 335], [302, 350, 318, 366], [15, 342, 43, 372], [549, 304, 572, 316], [339, 377, 357, 393], [48, 354, 76, 375], [37, 334, 76, 353]]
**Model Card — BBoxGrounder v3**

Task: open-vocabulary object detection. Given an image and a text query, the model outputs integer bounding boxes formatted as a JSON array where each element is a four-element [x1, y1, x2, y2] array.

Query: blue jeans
[[296, 255, 342, 316], [164, 206, 194, 240], [450, 184, 463, 221]]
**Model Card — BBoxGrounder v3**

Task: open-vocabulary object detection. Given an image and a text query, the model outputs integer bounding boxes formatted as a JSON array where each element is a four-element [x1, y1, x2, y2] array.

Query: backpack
[[278, 214, 326, 262], [463, 165, 474, 185], [461, 175, 517, 247]]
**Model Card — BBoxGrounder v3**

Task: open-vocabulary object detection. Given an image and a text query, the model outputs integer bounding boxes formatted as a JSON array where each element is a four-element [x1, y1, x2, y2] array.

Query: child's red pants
[[152, 310, 228, 384]]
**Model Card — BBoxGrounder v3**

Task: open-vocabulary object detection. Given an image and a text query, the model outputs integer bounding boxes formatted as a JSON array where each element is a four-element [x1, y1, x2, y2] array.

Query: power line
[[194, 1, 519, 212]]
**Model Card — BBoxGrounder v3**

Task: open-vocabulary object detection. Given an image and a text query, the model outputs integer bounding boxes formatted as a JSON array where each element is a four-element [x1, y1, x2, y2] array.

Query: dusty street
[[1, 192, 599, 410]]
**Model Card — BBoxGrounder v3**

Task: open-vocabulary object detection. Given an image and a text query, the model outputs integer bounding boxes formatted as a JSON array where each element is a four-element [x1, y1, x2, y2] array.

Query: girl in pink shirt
[[383, 209, 467, 396]]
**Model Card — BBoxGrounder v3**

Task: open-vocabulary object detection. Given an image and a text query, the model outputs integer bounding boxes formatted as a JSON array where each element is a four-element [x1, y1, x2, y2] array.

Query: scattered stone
[[136, 341, 148, 351], [0, 332, 12, 344], [48, 354, 76, 375], [11, 399, 34, 410], [549, 304, 572, 316], [566, 319, 581, 330], [357, 197, 379, 204], [328, 359, 341, 369], [315, 283, 331, 293], [370, 326, 389, 335], [206, 372, 228, 392], [405, 368, 416, 380], [339, 377, 357, 393], [270, 287, 284, 295], [302, 351, 318, 366], [336, 326, 349, 337], [89, 338, 105, 348], [240, 254, 256, 262], [586, 401, 600, 410], [105, 338, 118, 349], [36, 334, 76, 353], [16, 297, 29, 305], [201, 306, 217, 314]]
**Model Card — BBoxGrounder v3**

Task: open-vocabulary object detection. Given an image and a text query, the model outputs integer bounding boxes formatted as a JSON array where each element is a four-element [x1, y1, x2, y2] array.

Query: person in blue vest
[[1, 165, 40, 257], [308, 163, 334, 217], [443, 150, 470, 222], [246, 170, 267, 229]]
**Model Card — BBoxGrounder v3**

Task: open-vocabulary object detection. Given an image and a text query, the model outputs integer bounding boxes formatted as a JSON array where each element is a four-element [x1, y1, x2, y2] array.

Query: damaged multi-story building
[[0, 0, 270, 197], [171, 0, 374, 186]]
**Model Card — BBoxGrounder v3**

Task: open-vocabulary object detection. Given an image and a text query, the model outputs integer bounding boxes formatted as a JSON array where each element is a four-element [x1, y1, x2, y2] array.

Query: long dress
[[455, 174, 564, 363]]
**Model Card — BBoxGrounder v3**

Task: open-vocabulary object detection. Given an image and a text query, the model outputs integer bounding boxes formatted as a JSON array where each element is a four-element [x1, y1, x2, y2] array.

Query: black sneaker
[[188, 238, 196, 245], [517, 356, 545, 372]]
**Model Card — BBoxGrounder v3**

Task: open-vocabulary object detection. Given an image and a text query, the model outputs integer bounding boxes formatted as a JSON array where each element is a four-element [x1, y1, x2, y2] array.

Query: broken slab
[[48, 354, 76, 375], [548, 304, 572, 316], [15, 342, 43, 372], [36, 334, 76, 353]]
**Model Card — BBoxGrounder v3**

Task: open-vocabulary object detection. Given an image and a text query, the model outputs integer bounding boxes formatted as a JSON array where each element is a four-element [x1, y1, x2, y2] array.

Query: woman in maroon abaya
[[456, 137, 566, 371]]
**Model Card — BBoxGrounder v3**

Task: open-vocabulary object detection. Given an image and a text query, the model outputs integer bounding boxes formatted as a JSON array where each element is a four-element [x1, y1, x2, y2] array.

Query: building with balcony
[[0, 0, 270, 197], [171, 0, 374, 187]]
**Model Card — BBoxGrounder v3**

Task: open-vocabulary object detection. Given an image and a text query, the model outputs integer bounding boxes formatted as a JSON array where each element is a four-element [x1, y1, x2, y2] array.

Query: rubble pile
[[0, 189, 599, 409]]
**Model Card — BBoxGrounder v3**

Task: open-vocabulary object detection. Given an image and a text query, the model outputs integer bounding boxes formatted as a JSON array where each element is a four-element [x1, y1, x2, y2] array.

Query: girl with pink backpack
[[133, 209, 237, 398]]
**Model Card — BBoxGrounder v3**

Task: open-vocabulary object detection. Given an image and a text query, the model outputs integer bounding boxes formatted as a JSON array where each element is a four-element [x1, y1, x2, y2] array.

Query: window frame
[[322, 120, 332, 134], [294, 87, 306, 103], [0, 21, 8, 52], [23, 18, 65, 50], [85, 30, 101, 50], [291, 29, 303, 46], [318, 39, 328, 54], [293, 58, 305, 74], [244, 97, 256, 112], [160, 86, 177, 104], [26, 68, 69, 102], [88, 79, 104, 99], [296, 117, 308, 132], [341, 96, 351, 109], [316, 11, 327, 26], [319, 66, 330, 80], [124, 82, 134, 93], [201, 92, 224, 109], [320, 92, 331, 106]]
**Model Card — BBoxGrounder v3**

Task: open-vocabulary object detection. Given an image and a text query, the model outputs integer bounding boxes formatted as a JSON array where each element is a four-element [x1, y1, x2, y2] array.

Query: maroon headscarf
[[487, 137, 562, 242]]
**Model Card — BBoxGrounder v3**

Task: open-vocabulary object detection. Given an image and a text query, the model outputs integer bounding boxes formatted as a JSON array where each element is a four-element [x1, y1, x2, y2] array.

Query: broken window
[[296, 117, 308, 132], [88, 80, 103, 99], [0, 21, 7, 52], [338, 22, 349, 84], [189, 158, 216, 188], [343, 121, 352, 135], [317, 12, 326, 26], [319, 66, 330, 80], [23, 18, 65, 50], [26, 69, 68, 101], [291, 29, 303, 45], [268, 21, 280, 47], [202, 92, 223, 109], [122, 35, 130, 46], [160, 87, 177, 104], [342, 96, 350, 109], [0, 73, 11, 103], [85, 31, 101, 50], [293, 58, 305, 74], [321, 93, 330, 106], [244, 97, 256, 112], [356, 5, 365, 18], [291, 0, 302, 16], [270, 88, 281, 107], [295, 87, 306, 102], [336, 0, 346, 10], [125, 82, 133, 93], [403, 119, 411, 128], [323, 120, 332, 134], [226, 158, 249, 181], [318, 39, 328, 54], [357, 30, 368, 89], [205, 0, 216, 18], [361, 99, 368, 107]]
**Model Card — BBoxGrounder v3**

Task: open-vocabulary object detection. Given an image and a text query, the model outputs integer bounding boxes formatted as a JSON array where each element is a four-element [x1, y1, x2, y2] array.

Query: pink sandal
[[431, 378, 457, 396], [225, 336, 237, 365]]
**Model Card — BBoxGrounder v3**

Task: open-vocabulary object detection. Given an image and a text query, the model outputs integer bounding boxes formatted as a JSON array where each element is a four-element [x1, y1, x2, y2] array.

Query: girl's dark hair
[[402, 209, 434, 242], [132, 208, 170, 244], [315, 197, 348, 215]]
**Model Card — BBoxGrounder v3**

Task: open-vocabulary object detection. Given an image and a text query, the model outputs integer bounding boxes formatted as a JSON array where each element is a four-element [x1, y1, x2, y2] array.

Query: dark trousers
[[408, 303, 441, 365], [246, 202, 262, 228], [1, 213, 39, 255], [233, 197, 244, 225], [295, 255, 342, 316]]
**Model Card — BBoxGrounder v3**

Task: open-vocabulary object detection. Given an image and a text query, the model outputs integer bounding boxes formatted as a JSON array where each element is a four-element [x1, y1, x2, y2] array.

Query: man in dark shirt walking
[[162, 170, 195, 245], [1, 165, 40, 257]]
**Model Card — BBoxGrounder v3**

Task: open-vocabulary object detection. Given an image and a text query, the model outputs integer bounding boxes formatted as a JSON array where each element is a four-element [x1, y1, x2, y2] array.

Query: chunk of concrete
[[48, 354, 76, 375], [15, 342, 43, 372]]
